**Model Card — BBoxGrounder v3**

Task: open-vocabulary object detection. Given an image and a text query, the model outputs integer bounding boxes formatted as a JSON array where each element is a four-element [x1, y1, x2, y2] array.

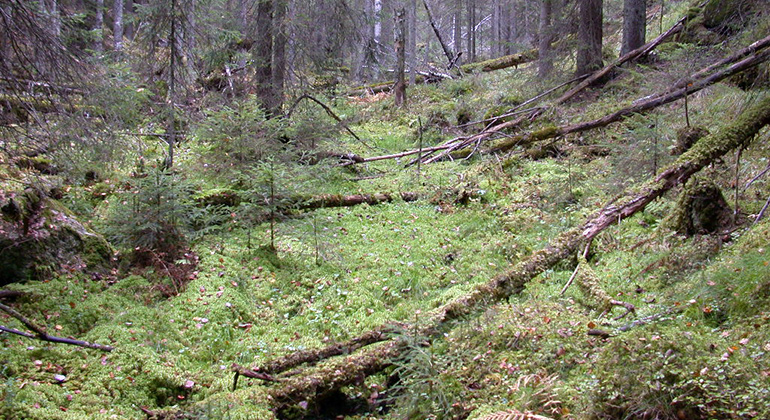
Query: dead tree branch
[[0, 302, 113, 351], [285, 94, 374, 150], [226, 95, 770, 415]]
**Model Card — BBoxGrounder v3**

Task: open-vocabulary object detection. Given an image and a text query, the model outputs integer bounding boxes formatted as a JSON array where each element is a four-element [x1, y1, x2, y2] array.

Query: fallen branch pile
[[348, 33, 770, 166]]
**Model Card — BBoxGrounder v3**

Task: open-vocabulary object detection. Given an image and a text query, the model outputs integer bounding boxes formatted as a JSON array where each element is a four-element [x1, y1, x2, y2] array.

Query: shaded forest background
[[1, 0, 770, 419]]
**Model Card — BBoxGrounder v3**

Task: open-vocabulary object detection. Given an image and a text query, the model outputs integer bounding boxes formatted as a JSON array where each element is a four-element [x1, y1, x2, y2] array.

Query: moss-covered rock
[[0, 188, 112, 285], [702, 0, 757, 33]]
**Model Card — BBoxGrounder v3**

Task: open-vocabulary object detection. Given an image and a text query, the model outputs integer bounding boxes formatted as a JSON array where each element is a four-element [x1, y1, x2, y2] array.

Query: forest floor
[[2, 4, 770, 420]]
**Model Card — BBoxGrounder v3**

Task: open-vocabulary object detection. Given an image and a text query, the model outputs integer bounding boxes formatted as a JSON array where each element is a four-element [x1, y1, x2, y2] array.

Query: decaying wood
[[229, 95, 770, 415], [301, 192, 420, 210], [255, 328, 392, 374], [425, 42, 770, 162], [459, 49, 539, 74], [346, 49, 540, 96], [0, 290, 25, 299], [0, 302, 113, 351], [231, 363, 279, 391]]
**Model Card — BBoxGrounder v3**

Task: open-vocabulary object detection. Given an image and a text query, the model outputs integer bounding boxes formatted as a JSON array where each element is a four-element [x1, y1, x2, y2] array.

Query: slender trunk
[[576, 0, 603, 75], [408, 0, 417, 85], [255, 0, 274, 116], [124, 0, 133, 40], [394, 7, 406, 107], [48, 0, 61, 38], [621, 0, 646, 56], [453, 0, 462, 63], [374, 0, 382, 43], [272, 0, 287, 115], [422, 0, 454, 66], [114, 0, 123, 51], [466, 0, 476, 62], [167, 0, 177, 169], [238, 0, 246, 32], [95, 0, 104, 53], [538, 0, 553, 78]]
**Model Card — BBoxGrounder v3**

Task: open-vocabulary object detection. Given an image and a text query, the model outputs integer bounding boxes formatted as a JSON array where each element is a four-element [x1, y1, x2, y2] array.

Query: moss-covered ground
[[2, 4, 770, 419]]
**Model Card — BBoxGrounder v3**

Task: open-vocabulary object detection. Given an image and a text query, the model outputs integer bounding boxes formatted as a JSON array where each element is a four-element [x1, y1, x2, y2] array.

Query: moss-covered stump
[[702, 0, 758, 34], [665, 177, 734, 236], [0, 188, 112, 285], [672, 126, 710, 155]]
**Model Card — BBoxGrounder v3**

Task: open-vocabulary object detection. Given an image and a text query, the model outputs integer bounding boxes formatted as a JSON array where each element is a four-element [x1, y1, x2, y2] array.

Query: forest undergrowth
[[2, 3, 770, 419]]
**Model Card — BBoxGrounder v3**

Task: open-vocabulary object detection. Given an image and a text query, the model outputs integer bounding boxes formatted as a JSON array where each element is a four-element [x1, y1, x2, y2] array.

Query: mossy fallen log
[[434, 41, 770, 161], [221, 95, 770, 417], [459, 49, 539, 74]]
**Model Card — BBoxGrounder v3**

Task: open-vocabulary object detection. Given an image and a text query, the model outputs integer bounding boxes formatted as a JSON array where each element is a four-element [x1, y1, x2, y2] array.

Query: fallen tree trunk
[[353, 41, 769, 166], [435, 43, 770, 162], [246, 94, 770, 415], [346, 50, 539, 96], [300, 192, 420, 210], [459, 49, 539, 73]]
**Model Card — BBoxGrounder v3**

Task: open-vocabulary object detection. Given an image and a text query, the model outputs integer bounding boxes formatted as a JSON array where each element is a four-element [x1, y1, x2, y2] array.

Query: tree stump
[[665, 177, 733, 236]]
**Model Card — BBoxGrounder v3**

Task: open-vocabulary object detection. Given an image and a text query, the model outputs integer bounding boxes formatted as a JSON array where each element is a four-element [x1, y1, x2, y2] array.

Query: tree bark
[[114, 0, 124, 51], [255, 0, 274, 116], [408, 0, 417, 86], [453, 0, 463, 63], [271, 0, 288, 115], [621, 0, 646, 56], [394, 7, 406, 107], [94, 0, 104, 53], [576, 0, 602, 76], [538, 0, 554, 78], [466, 0, 476, 62]]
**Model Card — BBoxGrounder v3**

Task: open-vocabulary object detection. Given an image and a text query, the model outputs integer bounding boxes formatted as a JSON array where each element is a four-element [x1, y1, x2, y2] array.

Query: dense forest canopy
[[1, 0, 770, 419]]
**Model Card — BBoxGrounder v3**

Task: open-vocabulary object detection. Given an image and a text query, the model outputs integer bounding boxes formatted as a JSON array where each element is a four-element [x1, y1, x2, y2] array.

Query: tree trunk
[[422, 0, 454, 66], [621, 0, 646, 56], [113, 0, 123, 51], [94, 0, 104, 53], [271, 0, 287, 115], [576, 0, 602, 76], [255, 0, 274, 116], [47, 0, 61, 38], [394, 7, 406, 107], [124, 0, 134, 41], [166, 0, 178, 168], [453, 0, 462, 63], [466, 0, 476, 62], [538, 0, 554, 78], [237, 0, 247, 32], [408, 0, 417, 85]]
